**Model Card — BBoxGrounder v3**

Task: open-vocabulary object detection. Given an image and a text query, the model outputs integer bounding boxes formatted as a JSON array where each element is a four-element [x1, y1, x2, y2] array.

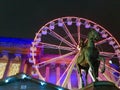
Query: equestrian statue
[[76, 29, 105, 87]]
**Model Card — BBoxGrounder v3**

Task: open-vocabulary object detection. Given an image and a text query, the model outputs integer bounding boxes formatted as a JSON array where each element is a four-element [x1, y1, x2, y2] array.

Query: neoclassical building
[[0, 37, 33, 78]]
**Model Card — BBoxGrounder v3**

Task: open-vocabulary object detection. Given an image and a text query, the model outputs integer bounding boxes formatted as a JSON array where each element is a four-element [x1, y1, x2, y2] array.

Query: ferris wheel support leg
[[35, 67, 45, 81], [56, 58, 73, 85], [103, 73, 112, 82], [61, 52, 80, 88]]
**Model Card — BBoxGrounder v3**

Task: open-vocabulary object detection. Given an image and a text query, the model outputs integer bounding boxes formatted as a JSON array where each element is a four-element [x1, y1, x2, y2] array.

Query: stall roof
[[0, 73, 68, 90]]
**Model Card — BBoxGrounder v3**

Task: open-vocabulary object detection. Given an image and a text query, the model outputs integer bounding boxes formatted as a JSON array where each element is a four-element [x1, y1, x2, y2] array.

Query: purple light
[[93, 25, 100, 32], [67, 18, 72, 25], [36, 38, 41, 42], [109, 40, 115, 45], [76, 18, 81, 26], [15, 53, 21, 58], [29, 58, 33, 63], [71, 70, 78, 87], [58, 19, 63, 27], [30, 52, 36, 56], [49, 68, 56, 84], [113, 45, 119, 49], [85, 22, 91, 28], [42, 30, 47, 35], [42, 27, 48, 35], [76, 22, 81, 26], [49, 22, 55, 29], [102, 33, 108, 38]]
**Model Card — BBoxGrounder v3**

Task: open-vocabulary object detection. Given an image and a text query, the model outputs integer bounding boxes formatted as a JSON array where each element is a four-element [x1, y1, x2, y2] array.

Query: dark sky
[[0, 0, 120, 42]]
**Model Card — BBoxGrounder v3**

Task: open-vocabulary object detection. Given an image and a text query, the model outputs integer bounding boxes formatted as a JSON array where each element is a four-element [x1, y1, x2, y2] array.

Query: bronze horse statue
[[76, 30, 105, 87]]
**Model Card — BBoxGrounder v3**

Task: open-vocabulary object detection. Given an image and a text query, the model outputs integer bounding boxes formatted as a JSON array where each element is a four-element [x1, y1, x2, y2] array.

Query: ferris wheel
[[29, 16, 120, 89]]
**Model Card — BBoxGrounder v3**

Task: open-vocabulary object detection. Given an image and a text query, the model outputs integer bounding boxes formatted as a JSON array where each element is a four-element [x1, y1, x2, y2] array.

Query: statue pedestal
[[79, 81, 119, 90]]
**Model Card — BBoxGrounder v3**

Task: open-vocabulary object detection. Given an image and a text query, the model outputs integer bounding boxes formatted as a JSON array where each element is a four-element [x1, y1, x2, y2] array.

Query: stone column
[[3, 60, 12, 78], [19, 58, 26, 73], [45, 65, 50, 82], [56, 64, 60, 85], [23, 63, 28, 73], [2, 51, 11, 78]]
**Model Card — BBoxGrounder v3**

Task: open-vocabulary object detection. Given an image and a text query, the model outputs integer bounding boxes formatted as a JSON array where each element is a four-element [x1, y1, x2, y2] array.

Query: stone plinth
[[79, 81, 119, 90]]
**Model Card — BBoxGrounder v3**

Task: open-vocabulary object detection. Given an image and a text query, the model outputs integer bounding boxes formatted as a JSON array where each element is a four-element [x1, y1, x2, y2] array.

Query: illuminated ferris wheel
[[29, 16, 120, 89]]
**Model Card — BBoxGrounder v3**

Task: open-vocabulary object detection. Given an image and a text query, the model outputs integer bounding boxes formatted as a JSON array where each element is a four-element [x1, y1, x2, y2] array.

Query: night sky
[[0, 0, 120, 42]]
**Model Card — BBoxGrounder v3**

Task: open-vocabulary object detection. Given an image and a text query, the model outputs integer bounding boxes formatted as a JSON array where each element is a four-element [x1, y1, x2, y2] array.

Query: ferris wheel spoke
[[35, 51, 77, 66], [100, 51, 117, 58], [77, 26, 80, 44], [56, 57, 74, 85], [104, 64, 120, 74], [62, 22, 77, 46], [95, 37, 111, 45], [62, 52, 80, 87], [48, 30, 75, 47], [38, 42, 75, 51]]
